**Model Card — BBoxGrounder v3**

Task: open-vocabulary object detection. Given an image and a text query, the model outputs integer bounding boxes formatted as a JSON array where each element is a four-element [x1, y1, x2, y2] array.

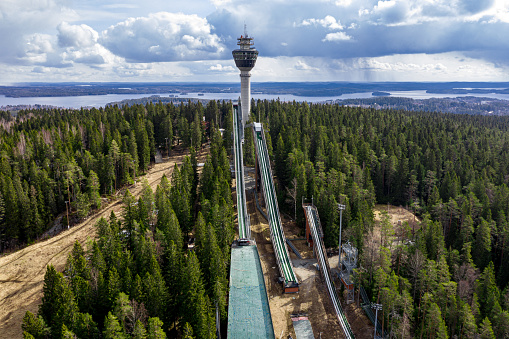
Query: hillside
[[0, 152, 191, 338]]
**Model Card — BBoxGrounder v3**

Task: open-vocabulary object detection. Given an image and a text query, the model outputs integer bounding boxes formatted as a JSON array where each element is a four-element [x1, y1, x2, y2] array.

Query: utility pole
[[65, 200, 69, 229], [337, 203, 346, 269], [132, 160, 136, 186], [372, 303, 383, 339]]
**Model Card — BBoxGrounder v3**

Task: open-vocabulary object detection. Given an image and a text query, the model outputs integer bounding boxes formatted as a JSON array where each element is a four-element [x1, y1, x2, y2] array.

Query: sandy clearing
[[373, 204, 420, 228], [0, 147, 206, 338]]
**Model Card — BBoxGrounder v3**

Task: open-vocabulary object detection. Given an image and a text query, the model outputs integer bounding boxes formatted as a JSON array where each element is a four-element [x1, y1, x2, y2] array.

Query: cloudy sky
[[1, 0, 509, 83]]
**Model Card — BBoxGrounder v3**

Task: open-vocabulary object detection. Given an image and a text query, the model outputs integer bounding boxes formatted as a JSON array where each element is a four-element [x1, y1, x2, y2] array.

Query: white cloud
[[100, 12, 225, 62], [294, 60, 319, 71], [209, 63, 235, 71], [0, 0, 76, 64], [32, 66, 51, 73], [26, 34, 55, 55], [211, 0, 232, 5], [0, 0, 508, 82], [322, 32, 352, 41], [101, 4, 139, 10], [58, 22, 98, 48], [299, 15, 344, 30], [334, 0, 352, 7], [370, 0, 410, 25], [374, 0, 397, 11], [359, 8, 370, 16]]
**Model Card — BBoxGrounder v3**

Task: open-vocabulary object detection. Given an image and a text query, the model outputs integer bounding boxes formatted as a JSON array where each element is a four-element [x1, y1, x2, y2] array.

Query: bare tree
[[408, 249, 425, 299], [126, 299, 148, 334], [454, 263, 479, 304], [360, 229, 379, 284], [286, 178, 298, 221]]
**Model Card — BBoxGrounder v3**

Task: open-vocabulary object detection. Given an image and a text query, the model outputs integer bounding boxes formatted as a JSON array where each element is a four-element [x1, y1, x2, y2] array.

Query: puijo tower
[[232, 26, 258, 130]]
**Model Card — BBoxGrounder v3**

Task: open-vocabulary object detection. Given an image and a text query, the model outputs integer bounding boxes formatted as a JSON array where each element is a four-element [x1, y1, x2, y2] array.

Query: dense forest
[[339, 96, 509, 116], [248, 100, 509, 338], [17, 100, 235, 338], [12, 98, 509, 337], [0, 99, 233, 252]]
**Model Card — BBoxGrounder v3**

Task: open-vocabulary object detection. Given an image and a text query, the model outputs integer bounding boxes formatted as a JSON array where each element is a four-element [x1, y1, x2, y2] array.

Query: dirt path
[[0, 149, 201, 338]]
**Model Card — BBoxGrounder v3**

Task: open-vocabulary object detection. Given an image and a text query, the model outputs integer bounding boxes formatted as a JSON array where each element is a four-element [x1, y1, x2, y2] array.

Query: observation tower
[[232, 26, 258, 129]]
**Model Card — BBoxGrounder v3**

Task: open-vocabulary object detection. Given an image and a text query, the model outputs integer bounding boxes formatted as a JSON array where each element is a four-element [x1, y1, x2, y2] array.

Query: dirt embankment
[[0, 148, 205, 338]]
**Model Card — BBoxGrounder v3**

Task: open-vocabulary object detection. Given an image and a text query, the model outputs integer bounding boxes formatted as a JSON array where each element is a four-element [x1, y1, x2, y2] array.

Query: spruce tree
[[103, 312, 126, 339], [479, 317, 496, 339]]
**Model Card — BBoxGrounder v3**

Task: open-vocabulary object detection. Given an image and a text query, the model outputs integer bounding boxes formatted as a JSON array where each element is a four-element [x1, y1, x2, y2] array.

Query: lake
[[2, 90, 509, 109]]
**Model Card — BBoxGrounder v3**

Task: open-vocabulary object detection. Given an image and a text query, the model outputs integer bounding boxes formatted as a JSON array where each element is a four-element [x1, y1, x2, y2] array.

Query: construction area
[[244, 185, 374, 338]]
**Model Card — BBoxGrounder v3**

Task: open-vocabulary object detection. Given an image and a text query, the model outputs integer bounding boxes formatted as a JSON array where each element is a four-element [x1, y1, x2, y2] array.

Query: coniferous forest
[[11, 99, 509, 337]]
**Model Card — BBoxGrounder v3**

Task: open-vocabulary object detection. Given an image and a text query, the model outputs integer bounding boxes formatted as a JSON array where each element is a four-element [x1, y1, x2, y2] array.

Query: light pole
[[65, 201, 69, 229], [337, 203, 346, 270], [371, 303, 383, 339]]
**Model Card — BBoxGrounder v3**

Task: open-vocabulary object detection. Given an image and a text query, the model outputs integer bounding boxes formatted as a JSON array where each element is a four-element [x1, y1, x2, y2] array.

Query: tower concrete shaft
[[240, 71, 251, 125], [232, 27, 258, 129]]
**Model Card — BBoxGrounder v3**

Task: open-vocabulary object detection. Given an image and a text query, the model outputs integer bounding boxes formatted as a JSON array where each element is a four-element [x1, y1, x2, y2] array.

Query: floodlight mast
[[338, 203, 346, 269], [232, 26, 259, 130]]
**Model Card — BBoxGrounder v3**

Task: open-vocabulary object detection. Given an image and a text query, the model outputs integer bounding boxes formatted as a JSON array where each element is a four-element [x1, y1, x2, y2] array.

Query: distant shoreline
[[1, 81, 509, 98]]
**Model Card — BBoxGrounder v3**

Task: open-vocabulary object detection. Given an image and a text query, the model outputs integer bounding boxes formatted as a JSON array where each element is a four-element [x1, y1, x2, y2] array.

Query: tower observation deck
[[232, 26, 258, 129]]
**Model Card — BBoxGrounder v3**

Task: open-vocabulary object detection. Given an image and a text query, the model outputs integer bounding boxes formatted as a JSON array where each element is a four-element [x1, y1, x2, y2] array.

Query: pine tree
[[61, 324, 77, 338], [122, 189, 137, 247], [113, 293, 132, 334], [492, 310, 509, 339], [103, 312, 126, 339], [477, 262, 501, 319], [74, 187, 90, 219], [131, 274, 145, 305], [147, 317, 166, 339], [107, 267, 121, 309], [136, 123, 150, 172], [474, 218, 492, 270], [143, 256, 167, 319], [479, 317, 496, 339], [170, 164, 191, 234], [38, 265, 78, 337], [88, 170, 101, 210], [180, 252, 215, 339], [132, 320, 147, 339], [182, 322, 194, 339], [74, 312, 100, 339], [163, 239, 182, 327], [22, 311, 49, 339], [423, 302, 449, 339], [138, 179, 154, 232]]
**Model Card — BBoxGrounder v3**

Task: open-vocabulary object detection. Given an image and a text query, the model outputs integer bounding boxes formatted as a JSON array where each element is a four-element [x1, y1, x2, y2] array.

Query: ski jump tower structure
[[232, 25, 258, 133]]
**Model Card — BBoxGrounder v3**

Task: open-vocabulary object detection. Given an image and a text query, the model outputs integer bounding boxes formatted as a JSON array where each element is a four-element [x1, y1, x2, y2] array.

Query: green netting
[[227, 245, 275, 339]]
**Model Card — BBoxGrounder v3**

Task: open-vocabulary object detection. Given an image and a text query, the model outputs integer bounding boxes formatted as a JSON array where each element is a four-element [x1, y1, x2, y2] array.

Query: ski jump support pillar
[[303, 202, 323, 248]]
